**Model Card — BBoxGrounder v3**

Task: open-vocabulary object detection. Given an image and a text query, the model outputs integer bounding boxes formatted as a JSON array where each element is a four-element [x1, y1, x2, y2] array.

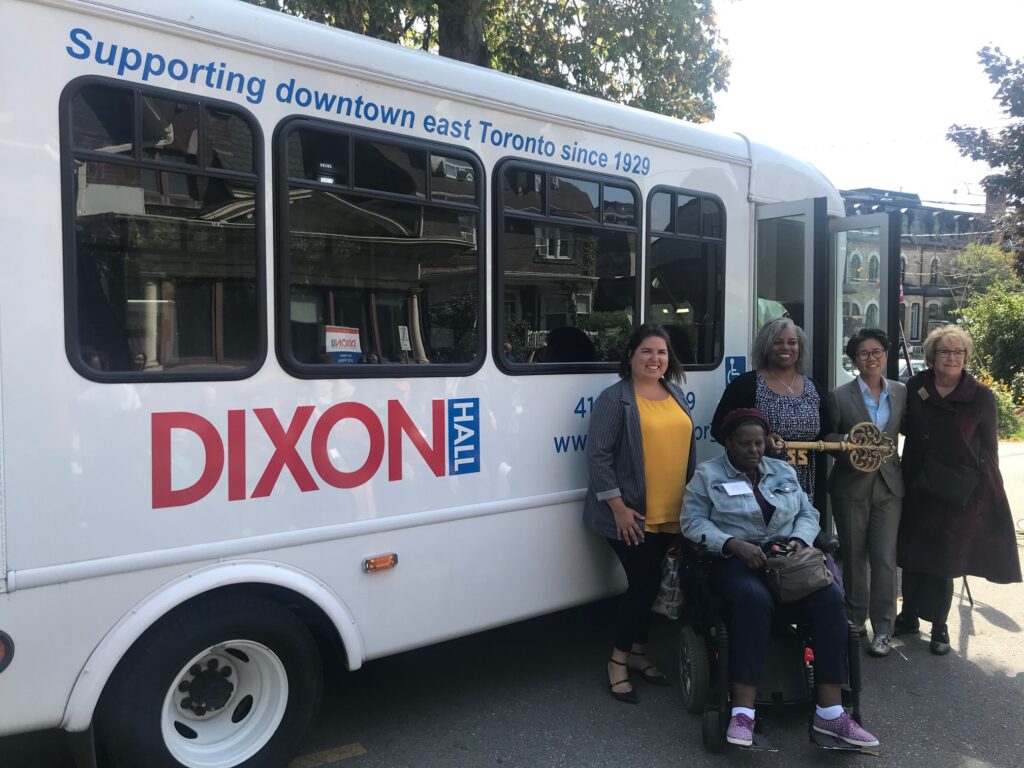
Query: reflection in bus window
[[67, 81, 261, 376], [281, 124, 482, 369], [646, 189, 725, 367], [498, 164, 638, 367], [756, 213, 805, 329]]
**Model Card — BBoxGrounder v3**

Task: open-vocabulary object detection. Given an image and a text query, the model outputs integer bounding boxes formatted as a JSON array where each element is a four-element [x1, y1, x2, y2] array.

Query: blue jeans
[[711, 555, 849, 686]]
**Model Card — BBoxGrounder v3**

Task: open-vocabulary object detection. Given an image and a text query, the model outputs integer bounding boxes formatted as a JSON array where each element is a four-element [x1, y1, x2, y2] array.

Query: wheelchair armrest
[[814, 533, 840, 554], [680, 536, 722, 562]]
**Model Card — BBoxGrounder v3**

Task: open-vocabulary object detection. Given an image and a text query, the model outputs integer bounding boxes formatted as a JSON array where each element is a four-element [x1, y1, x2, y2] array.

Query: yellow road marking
[[289, 742, 367, 767]]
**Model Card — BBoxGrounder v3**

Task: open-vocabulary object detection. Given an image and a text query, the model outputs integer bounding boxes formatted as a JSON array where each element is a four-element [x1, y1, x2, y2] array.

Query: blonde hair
[[922, 324, 974, 367]]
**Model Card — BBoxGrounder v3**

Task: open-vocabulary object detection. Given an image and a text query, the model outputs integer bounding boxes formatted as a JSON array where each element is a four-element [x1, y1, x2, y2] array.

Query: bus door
[[755, 201, 900, 390], [755, 200, 899, 529], [828, 212, 901, 388], [754, 198, 828, 374]]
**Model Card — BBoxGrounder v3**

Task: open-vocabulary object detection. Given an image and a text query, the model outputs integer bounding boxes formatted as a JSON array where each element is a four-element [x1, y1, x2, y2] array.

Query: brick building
[[841, 187, 991, 351]]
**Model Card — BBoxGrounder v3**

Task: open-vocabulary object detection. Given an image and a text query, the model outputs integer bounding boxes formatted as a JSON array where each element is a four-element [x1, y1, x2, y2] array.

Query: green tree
[[963, 280, 1024, 402], [488, 0, 728, 120], [242, 0, 729, 121], [942, 242, 1016, 317], [947, 46, 1024, 266]]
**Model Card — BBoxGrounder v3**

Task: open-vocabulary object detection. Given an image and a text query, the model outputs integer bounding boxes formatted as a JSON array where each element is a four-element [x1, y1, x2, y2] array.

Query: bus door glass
[[754, 199, 827, 375], [827, 212, 898, 389]]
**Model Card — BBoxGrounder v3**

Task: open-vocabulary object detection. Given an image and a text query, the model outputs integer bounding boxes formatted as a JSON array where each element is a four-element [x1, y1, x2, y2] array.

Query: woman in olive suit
[[824, 328, 905, 657]]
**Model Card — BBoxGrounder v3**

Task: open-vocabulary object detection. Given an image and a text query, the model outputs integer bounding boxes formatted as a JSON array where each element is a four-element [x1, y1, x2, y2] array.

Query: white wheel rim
[[160, 640, 289, 768]]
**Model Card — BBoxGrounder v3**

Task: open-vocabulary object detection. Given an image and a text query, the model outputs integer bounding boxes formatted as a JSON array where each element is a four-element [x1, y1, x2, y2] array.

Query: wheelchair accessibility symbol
[[725, 356, 746, 384]]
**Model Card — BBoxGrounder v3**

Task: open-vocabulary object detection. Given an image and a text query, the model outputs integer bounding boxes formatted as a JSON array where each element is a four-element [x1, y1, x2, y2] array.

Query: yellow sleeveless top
[[637, 394, 692, 533]]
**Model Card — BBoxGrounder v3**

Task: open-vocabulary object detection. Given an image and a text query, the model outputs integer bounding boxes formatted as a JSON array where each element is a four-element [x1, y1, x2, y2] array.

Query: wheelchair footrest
[[809, 728, 880, 755], [733, 738, 780, 753]]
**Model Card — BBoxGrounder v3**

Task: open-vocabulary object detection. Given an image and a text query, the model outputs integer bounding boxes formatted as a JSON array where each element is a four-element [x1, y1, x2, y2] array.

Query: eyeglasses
[[855, 349, 886, 360], [936, 349, 966, 359]]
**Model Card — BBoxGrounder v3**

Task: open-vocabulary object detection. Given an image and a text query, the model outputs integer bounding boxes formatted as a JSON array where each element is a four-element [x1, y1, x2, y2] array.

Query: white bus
[[0, 0, 899, 765]]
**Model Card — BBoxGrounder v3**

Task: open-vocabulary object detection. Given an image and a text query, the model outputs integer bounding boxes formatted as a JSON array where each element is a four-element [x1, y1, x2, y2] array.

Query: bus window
[[497, 162, 639, 368], [64, 80, 263, 378], [645, 188, 725, 368], [279, 121, 483, 371]]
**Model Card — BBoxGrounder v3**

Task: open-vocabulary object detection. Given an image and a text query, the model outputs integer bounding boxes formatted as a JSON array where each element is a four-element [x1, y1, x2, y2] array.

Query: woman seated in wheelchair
[[680, 408, 878, 749]]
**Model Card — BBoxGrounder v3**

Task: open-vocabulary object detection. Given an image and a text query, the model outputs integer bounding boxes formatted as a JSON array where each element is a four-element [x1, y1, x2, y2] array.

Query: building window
[[911, 303, 921, 340], [278, 122, 483, 371], [929, 257, 940, 285], [645, 189, 725, 366], [868, 253, 880, 282], [849, 252, 863, 282], [865, 303, 879, 328], [64, 80, 263, 379], [497, 162, 639, 368], [900, 255, 907, 284], [927, 303, 940, 321]]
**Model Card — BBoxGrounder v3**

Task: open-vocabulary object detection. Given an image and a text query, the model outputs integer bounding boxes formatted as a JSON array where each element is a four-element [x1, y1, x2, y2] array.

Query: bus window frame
[[60, 75, 267, 383], [493, 157, 642, 376], [274, 117, 487, 379], [644, 184, 727, 372]]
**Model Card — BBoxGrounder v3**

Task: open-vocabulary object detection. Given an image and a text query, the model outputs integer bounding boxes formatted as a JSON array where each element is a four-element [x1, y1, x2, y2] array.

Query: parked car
[[899, 357, 927, 383]]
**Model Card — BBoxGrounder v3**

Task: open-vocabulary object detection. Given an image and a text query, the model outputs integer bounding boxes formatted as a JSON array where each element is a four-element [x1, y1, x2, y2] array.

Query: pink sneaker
[[726, 713, 754, 746], [813, 712, 879, 747]]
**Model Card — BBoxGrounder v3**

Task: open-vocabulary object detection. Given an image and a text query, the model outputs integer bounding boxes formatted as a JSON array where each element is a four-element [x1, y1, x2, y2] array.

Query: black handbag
[[763, 547, 835, 604], [910, 453, 980, 507]]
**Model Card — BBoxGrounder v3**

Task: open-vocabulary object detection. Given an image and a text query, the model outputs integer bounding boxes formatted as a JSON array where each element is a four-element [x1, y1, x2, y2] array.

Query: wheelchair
[[676, 535, 863, 753]]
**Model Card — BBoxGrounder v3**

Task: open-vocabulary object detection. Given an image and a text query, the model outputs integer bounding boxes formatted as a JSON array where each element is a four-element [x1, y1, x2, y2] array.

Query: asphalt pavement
[[4, 443, 1024, 768]]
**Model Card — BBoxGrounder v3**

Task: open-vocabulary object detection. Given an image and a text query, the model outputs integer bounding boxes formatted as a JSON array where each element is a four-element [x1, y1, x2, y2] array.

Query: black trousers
[[606, 532, 674, 653], [901, 570, 954, 626]]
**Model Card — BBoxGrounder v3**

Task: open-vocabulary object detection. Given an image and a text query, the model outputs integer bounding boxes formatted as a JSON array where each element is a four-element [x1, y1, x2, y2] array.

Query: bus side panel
[[0, 502, 622, 736]]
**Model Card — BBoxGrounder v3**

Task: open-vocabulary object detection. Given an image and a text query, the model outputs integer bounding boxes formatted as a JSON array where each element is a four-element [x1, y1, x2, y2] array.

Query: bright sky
[[712, 0, 1022, 211]]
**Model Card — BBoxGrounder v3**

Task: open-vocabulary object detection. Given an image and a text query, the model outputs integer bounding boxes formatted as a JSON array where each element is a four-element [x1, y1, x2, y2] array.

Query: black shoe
[[893, 613, 920, 636], [930, 625, 951, 655], [608, 659, 638, 703], [629, 651, 671, 686]]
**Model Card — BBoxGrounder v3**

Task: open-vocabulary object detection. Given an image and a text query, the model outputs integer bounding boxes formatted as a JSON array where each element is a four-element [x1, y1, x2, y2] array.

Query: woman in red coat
[[896, 325, 1021, 655]]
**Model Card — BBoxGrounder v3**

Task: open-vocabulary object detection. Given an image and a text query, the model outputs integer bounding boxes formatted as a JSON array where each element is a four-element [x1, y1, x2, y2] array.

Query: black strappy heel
[[608, 658, 638, 704], [629, 651, 670, 685]]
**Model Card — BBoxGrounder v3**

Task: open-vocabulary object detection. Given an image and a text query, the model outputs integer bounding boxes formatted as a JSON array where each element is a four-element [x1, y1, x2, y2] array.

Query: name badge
[[722, 481, 751, 496]]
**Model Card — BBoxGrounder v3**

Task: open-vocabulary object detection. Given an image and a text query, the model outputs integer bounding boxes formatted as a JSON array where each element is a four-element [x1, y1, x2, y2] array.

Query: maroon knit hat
[[718, 408, 770, 439]]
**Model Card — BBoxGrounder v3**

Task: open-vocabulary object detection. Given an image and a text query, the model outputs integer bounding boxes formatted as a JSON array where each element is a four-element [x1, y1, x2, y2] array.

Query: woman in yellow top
[[583, 324, 696, 703]]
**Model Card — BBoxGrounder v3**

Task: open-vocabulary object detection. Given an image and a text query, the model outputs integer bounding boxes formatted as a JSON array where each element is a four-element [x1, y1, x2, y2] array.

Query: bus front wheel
[[96, 592, 322, 768]]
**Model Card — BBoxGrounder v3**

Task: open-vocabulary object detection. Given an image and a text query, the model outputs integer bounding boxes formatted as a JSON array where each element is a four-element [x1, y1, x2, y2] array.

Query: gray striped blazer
[[583, 377, 697, 539]]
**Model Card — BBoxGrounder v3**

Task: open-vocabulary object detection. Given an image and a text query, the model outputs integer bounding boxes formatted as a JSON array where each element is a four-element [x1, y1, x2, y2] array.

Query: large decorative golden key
[[783, 421, 896, 473]]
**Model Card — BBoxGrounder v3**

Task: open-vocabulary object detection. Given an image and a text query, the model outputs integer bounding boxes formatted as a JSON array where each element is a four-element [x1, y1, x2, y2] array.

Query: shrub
[[977, 372, 1024, 439]]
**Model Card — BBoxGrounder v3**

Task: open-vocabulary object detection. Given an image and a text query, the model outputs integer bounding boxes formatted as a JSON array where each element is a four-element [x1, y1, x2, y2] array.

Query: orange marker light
[[0, 631, 13, 674], [362, 553, 398, 573]]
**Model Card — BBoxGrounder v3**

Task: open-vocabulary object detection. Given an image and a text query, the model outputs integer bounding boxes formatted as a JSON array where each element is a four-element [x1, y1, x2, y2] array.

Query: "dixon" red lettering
[[151, 400, 447, 509]]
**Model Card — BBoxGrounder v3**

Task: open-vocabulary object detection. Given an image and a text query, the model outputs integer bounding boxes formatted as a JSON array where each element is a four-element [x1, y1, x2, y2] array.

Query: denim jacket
[[680, 453, 820, 555]]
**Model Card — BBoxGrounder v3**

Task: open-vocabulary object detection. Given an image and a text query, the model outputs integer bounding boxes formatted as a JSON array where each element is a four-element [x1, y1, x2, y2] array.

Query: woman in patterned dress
[[711, 317, 827, 505]]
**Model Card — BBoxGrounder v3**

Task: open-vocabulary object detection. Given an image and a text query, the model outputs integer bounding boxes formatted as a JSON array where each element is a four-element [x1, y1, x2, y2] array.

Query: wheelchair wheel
[[702, 708, 727, 753], [678, 626, 710, 713]]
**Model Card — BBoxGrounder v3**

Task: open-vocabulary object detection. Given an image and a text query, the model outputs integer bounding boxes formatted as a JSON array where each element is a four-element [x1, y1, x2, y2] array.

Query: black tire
[[96, 591, 323, 768], [702, 708, 726, 753], [678, 626, 710, 713]]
